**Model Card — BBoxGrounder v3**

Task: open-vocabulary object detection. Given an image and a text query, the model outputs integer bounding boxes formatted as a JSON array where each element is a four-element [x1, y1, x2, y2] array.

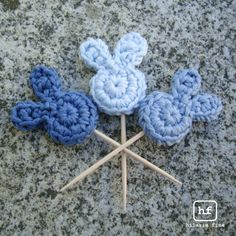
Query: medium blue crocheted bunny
[[139, 69, 222, 145], [11, 65, 98, 145], [80, 32, 148, 116]]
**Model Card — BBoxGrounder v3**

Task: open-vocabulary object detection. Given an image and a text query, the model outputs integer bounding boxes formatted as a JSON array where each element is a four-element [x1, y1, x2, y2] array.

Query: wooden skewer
[[60, 131, 145, 192], [94, 130, 182, 186], [121, 115, 127, 211]]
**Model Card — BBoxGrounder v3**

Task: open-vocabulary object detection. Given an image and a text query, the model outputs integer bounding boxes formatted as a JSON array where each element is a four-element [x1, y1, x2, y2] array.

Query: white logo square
[[193, 200, 217, 222]]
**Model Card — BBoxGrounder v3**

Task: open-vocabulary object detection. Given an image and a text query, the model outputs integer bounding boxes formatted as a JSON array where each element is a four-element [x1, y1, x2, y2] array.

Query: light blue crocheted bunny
[[80, 32, 148, 116], [139, 69, 222, 145]]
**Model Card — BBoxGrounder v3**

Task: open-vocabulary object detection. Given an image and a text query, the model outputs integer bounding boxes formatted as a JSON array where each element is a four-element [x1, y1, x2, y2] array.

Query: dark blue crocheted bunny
[[139, 69, 222, 145], [11, 65, 98, 145]]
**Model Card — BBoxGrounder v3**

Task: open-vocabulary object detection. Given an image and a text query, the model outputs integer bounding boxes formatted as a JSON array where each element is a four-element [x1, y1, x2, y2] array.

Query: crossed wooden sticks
[[60, 115, 182, 210]]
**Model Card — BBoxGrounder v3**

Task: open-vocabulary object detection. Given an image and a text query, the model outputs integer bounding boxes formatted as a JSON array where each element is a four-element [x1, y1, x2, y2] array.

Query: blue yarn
[[80, 32, 148, 116], [11, 65, 98, 146], [138, 69, 222, 145]]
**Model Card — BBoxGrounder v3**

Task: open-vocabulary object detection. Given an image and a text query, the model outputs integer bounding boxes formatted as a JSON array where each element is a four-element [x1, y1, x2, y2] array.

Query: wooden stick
[[60, 131, 145, 192], [121, 115, 127, 211], [94, 130, 182, 186]]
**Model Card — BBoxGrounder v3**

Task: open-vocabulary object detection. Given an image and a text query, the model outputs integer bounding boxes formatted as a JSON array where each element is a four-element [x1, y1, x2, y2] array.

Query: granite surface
[[0, 0, 236, 235]]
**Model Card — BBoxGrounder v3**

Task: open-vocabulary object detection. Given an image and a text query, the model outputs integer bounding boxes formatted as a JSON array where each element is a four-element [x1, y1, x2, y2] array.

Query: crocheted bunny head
[[80, 32, 148, 116], [139, 69, 222, 145], [11, 65, 98, 145]]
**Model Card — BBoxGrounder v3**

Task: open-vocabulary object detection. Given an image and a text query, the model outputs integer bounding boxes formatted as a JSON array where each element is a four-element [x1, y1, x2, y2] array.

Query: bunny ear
[[191, 94, 222, 121], [11, 101, 44, 131], [172, 69, 201, 99], [114, 32, 148, 67], [30, 65, 61, 101], [80, 38, 113, 71]]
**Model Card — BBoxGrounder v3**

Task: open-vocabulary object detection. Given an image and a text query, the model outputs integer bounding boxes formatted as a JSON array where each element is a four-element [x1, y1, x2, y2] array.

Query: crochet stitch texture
[[138, 69, 222, 145], [11, 65, 98, 145], [80, 32, 148, 116]]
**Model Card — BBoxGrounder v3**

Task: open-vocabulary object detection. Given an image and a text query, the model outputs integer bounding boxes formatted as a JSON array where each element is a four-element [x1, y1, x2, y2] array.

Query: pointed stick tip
[[176, 180, 183, 186], [59, 186, 68, 192]]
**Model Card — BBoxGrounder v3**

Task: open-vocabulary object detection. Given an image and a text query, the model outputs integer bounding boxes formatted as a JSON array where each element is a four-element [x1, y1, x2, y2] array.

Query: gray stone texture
[[0, 0, 235, 235]]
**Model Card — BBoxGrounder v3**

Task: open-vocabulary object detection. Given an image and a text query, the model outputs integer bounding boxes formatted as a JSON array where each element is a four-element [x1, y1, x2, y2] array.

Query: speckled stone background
[[0, 0, 235, 235]]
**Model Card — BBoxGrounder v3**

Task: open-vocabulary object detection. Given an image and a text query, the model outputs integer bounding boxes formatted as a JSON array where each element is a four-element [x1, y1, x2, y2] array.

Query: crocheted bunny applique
[[80, 32, 148, 116], [11, 65, 98, 145], [138, 69, 222, 145]]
